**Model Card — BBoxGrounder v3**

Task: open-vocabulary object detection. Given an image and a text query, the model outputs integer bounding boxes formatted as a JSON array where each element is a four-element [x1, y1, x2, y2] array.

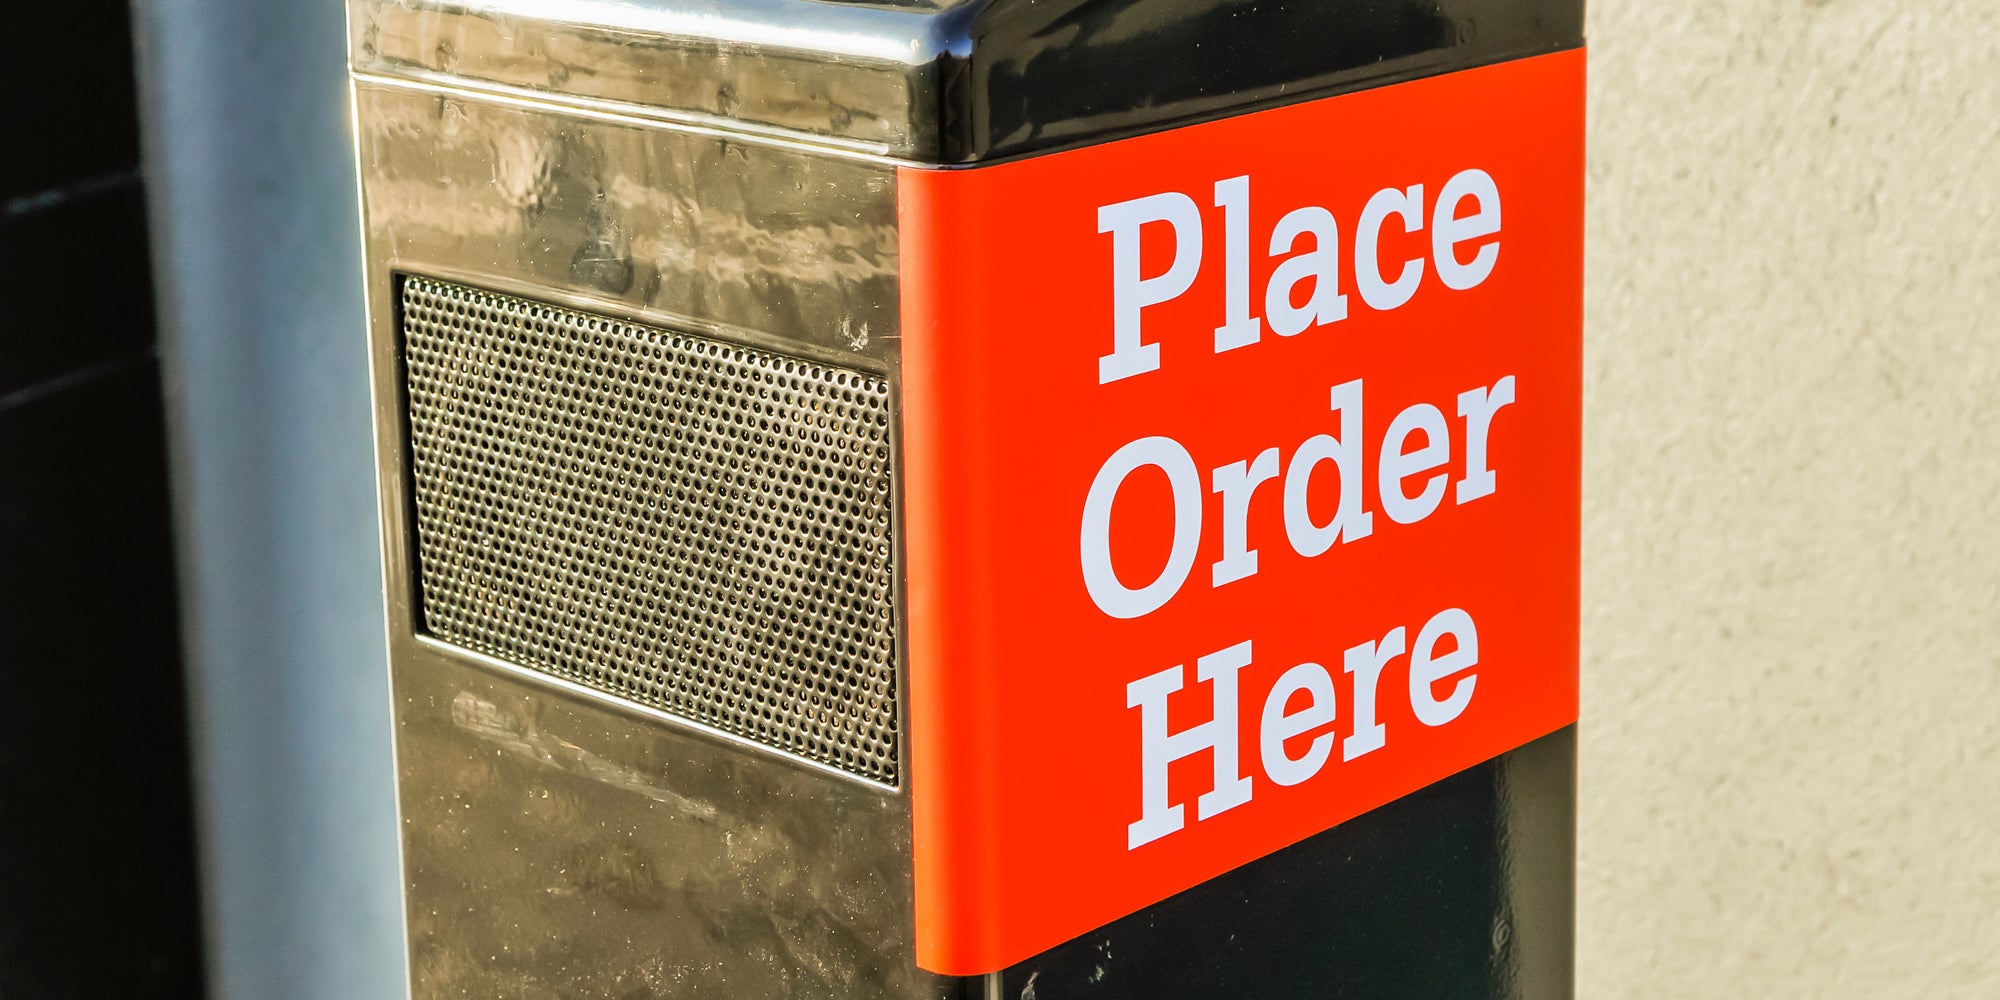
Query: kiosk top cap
[[351, 0, 1580, 164]]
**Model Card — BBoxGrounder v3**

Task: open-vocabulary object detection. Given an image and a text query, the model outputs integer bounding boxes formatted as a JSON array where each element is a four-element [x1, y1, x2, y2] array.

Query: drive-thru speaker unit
[[349, 0, 1586, 996]]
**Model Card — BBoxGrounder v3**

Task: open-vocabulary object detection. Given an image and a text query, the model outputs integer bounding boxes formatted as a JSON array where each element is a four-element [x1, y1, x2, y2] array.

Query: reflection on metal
[[350, 0, 1583, 163], [394, 644, 944, 997], [357, 47, 931, 993], [351, 0, 945, 154], [353, 0, 1581, 995], [354, 80, 900, 358]]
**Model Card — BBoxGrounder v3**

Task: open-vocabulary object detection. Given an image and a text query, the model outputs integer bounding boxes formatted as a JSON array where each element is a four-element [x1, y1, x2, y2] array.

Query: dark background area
[[0, 2, 208, 996]]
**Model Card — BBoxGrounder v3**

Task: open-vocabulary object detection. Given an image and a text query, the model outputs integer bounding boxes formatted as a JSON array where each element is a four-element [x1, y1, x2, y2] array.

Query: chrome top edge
[[349, 0, 1584, 163], [349, 0, 970, 157], [408, 0, 966, 64], [350, 70, 909, 160]]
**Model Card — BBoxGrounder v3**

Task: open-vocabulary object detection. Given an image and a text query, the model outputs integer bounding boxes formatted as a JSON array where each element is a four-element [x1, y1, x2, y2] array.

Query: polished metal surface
[[355, 80, 899, 363], [355, 54, 937, 995], [402, 276, 900, 783], [393, 640, 952, 998], [350, 0, 1583, 164], [350, 0, 952, 156]]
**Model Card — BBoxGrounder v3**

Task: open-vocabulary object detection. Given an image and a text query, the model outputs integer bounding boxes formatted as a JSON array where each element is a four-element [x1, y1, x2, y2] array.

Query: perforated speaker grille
[[399, 276, 900, 782]]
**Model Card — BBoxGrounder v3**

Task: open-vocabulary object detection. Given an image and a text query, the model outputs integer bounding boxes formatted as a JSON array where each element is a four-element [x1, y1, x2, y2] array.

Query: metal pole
[[132, 2, 407, 997]]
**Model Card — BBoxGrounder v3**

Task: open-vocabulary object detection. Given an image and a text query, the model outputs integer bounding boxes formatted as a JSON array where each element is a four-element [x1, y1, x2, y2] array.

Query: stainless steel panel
[[356, 72, 944, 997], [349, 0, 954, 156], [346, 0, 1585, 165], [392, 640, 950, 998], [354, 80, 900, 369]]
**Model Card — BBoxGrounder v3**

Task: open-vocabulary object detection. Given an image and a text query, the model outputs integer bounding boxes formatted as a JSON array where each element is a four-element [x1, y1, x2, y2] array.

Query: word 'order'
[[1080, 375, 1515, 620], [1097, 169, 1502, 384]]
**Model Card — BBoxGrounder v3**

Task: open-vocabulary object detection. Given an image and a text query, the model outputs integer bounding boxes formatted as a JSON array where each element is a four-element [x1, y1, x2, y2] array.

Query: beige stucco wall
[[1580, 2, 2000, 995]]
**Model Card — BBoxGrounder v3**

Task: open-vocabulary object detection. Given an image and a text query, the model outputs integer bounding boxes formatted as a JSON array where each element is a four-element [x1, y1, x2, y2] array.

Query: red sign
[[898, 49, 1584, 975]]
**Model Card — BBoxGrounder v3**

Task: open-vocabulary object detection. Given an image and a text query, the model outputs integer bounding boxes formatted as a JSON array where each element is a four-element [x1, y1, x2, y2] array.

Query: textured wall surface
[[1581, 2, 2000, 996]]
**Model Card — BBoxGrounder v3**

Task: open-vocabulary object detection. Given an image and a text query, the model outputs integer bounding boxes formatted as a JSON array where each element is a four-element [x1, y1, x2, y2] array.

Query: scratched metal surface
[[354, 82, 900, 367], [348, 0, 1583, 164], [392, 642, 961, 999], [350, 0, 947, 156], [356, 71, 936, 997]]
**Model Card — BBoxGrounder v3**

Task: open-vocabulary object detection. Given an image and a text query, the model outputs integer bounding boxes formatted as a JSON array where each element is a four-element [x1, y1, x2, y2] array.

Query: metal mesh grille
[[399, 276, 899, 782]]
